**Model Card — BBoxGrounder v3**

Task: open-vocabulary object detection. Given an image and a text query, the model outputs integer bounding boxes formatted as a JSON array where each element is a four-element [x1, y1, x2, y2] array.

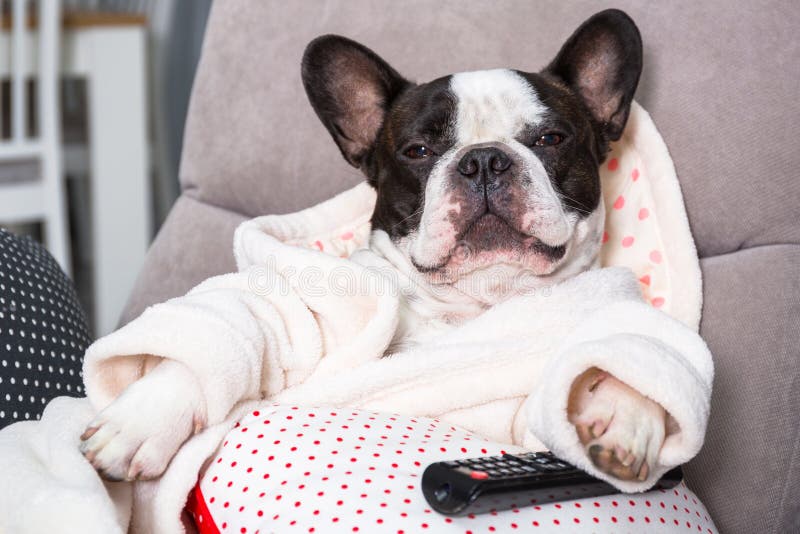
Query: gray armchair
[[120, 2, 800, 532]]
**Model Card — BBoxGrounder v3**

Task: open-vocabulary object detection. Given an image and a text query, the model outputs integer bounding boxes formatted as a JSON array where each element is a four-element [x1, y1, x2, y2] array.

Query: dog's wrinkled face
[[302, 9, 642, 298]]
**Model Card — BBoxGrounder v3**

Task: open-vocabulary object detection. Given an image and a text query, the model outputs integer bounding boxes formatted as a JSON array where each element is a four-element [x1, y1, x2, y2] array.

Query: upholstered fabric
[[176, 0, 800, 257], [120, 1, 800, 532], [689, 245, 800, 533]]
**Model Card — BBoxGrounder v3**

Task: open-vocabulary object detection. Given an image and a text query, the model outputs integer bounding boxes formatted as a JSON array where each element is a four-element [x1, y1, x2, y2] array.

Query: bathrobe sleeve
[[84, 257, 396, 425], [82, 269, 326, 424], [524, 300, 714, 493]]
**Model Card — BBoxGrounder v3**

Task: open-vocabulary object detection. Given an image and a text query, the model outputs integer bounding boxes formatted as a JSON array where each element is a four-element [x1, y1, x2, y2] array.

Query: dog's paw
[[567, 367, 666, 482], [79, 361, 204, 481]]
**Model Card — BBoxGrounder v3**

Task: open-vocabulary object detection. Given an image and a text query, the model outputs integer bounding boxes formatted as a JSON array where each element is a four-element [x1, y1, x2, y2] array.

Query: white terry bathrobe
[[0, 103, 713, 534]]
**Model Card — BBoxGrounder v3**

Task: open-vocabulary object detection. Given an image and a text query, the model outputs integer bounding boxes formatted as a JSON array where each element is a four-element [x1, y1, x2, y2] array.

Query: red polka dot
[[639, 274, 651, 286], [622, 236, 635, 248], [638, 208, 649, 220], [650, 250, 663, 264], [602, 231, 609, 243], [608, 158, 619, 171], [651, 297, 665, 308], [632, 168, 640, 181], [613, 195, 625, 210]]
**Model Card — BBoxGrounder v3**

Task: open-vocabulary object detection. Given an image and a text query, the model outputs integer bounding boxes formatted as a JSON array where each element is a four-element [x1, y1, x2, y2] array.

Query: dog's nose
[[457, 147, 512, 178]]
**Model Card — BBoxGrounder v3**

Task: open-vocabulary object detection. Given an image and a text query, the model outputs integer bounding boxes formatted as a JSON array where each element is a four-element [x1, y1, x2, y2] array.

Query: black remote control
[[421, 450, 683, 516]]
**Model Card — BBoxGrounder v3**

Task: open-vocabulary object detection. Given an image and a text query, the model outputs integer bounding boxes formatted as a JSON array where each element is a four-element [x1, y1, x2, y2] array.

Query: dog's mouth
[[462, 212, 567, 259], [411, 212, 568, 274]]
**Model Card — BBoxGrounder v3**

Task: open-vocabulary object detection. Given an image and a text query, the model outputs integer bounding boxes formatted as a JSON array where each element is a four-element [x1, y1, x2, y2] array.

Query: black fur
[[301, 35, 410, 167], [544, 9, 643, 143], [301, 9, 642, 240]]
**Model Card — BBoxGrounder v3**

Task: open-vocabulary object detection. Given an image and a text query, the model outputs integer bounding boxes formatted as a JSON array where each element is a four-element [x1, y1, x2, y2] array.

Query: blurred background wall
[[62, 0, 212, 228], [1, 0, 211, 334]]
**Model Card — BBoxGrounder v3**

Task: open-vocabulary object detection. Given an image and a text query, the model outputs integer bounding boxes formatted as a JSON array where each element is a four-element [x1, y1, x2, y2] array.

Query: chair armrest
[[686, 244, 800, 533]]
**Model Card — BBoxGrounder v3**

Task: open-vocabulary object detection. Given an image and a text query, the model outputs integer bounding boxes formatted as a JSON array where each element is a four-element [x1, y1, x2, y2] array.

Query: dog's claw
[[193, 416, 205, 435], [621, 451, 635, 467], [590, 418, 609, 438], [637, 461, 649, 481], [127, 463, 142, 481], [588, 371, 608, 392], [80, 426, 99, 441]]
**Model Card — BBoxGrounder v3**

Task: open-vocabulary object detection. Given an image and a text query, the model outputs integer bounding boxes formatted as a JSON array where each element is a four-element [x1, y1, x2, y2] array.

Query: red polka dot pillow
[[241, 101, 702, 331], [187, 405, 718, 533]]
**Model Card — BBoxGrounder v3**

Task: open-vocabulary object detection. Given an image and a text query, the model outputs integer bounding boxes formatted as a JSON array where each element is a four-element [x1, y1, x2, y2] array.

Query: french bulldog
[[81, 9, 664, 485]]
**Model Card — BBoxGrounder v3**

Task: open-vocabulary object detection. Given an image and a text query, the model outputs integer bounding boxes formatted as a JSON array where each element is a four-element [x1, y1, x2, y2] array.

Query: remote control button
[[443, 461, 460, 468], [520, 465, 539, 473], [487, 470, 502, 477], [470, 470, 489, 480]]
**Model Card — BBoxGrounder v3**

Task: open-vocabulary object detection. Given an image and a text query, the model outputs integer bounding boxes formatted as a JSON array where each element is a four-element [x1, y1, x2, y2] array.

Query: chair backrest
[[177, 0, 800, 261], [0, 0, 69, 272]]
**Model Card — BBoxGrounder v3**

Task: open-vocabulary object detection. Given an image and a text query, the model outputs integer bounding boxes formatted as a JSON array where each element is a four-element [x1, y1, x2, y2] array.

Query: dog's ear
[[302, 35, 410, 168], [544, 9, 642, 141]]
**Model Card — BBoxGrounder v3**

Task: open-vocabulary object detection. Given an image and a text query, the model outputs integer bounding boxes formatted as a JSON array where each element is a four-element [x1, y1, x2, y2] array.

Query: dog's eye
[[534, 133, 564, 147], [404, 145, 431, 159]]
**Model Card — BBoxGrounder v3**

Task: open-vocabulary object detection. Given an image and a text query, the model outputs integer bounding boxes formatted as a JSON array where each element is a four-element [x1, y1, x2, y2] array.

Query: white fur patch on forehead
[[450, 69, 547, 145]]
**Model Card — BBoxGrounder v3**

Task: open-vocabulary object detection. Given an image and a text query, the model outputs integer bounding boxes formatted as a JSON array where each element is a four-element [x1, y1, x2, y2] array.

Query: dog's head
[[302, 9, 642, 300]]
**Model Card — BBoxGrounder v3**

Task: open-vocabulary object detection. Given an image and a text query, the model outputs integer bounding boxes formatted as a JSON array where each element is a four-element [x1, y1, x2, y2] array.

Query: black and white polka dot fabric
[[0, 228, 91, 429]]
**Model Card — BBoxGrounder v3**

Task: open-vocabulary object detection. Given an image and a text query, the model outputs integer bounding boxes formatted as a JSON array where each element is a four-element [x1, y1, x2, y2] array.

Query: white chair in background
[[0, 0, 70, 274]]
